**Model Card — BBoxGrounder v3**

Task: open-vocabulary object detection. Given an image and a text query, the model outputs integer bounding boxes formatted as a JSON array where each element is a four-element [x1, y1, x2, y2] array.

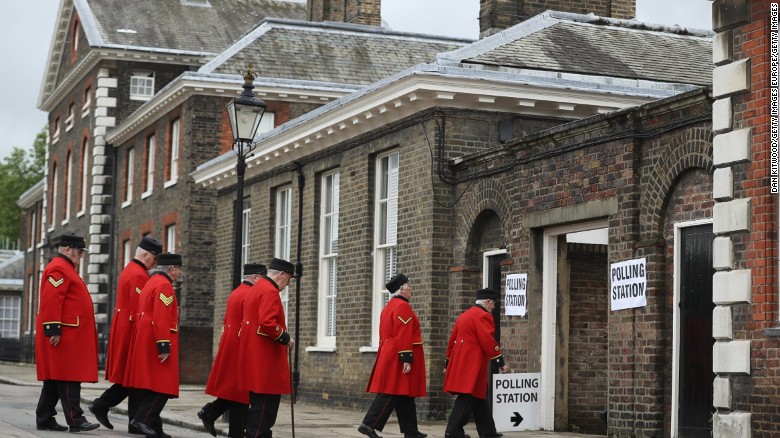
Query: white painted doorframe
[[540, 219, 608, 430], [670, 218, 713, 438]]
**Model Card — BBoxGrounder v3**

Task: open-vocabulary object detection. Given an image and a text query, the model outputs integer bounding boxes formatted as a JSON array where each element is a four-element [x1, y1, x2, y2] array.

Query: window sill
[[306, 345, 337, 353], [141, 191, 153, 199], [27, 247, 33, 253], [121, 200, 132, 209], [61, 219, 69, 226], [52, 137, 59, 144], [65, 124, 73, 133], [76, 210, 85, 218], [130, 95, 152, 102], [37, 242, 45, 249], [359, 346, 378, 353], [164, 179, 178, 189], [81, 109, 90, 119]]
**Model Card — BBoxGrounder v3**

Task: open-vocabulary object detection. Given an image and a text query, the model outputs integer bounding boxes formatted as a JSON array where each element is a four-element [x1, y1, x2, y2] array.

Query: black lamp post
[[227, 64, 266, 288]]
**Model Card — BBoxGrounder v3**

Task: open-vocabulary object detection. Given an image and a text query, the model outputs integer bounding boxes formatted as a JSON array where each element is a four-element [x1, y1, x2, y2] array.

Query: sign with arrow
[[492, 373, 541, 431]]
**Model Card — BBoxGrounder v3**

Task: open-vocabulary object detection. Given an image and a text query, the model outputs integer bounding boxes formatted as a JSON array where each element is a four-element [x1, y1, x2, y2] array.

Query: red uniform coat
[[366, 296, 426, 397], [237, 276, 291, 395], [443, 305, 504, 399], [205, 281, 251, 404], [35, 255, 98, 382], [105, 259, 149, 384], [124, 272, 179, 397]]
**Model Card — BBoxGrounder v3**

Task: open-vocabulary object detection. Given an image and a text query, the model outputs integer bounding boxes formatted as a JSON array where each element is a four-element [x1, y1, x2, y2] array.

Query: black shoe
[[88, 403, 114, 430], [154, 429, 171, 438], [37, 419, 68, 431], [129, 422, 143, 434], [482, 433, 503, 438], [198, 408, 217, 437], [129, 419, 157, 437], [405, 432, 428, 438], [358, 423, 382, 438], [69, 420, 100, 433]]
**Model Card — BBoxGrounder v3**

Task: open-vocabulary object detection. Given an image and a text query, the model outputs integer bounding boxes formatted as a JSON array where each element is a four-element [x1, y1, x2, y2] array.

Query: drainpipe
[[293, 162, 305, 402]]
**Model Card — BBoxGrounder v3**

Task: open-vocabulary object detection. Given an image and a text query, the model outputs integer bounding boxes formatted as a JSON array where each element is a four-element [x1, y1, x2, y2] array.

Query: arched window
[[79, 137, 89, 214], [49, 163, 58, 228], [63, 151, 73, 222]]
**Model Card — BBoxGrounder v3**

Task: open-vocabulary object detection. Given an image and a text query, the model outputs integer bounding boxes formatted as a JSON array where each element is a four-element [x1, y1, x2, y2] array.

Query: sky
[[0, 0, 712, 162]]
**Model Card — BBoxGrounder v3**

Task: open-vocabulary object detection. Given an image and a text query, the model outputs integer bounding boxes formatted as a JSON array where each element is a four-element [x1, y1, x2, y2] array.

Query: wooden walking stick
[[289, 348, 296, 438]]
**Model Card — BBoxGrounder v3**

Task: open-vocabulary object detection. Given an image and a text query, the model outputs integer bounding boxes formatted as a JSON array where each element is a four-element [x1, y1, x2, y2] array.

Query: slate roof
[[440, 11, 713, 86], [82, 0, 307, 53], [201, 20, 470, 85]]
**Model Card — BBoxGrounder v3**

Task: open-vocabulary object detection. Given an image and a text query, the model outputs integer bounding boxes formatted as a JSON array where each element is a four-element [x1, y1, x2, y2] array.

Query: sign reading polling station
[[610, 257, 647, 311], [505, 273, 527, 316]]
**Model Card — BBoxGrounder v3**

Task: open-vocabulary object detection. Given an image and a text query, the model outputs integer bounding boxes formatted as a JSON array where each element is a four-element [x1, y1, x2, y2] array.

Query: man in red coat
[[443, 288, 508, 438], [198, 263, 266, 438], [238, 257, 295, 438], [89, 236, 162, 431], [34, 233, 100, 432], [123, 252, 183, 438], [358, 273, 427, 438]]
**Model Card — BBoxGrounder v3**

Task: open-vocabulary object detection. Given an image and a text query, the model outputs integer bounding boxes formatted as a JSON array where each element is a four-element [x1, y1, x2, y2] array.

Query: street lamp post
[[227, 64, 266, 289]]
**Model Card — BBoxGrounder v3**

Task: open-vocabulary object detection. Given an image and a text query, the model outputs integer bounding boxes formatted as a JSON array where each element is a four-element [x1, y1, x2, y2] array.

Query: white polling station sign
[[492, 373, 541, 431], [505, 273, 527, 316], [610, 257, 647, 311]]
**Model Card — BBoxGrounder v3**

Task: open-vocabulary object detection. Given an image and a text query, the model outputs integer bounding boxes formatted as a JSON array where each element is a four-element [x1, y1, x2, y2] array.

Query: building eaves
[[17, 179, 44, 209], [192, 62, 699, 188]]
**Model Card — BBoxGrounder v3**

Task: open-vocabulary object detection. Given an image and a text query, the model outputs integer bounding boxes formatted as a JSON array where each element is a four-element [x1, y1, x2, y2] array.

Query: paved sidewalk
[[0, 361, 598, 438]]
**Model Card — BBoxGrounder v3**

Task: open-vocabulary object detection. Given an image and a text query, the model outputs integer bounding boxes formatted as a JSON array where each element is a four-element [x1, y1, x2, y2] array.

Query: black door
[[678, 225, 714, 437]]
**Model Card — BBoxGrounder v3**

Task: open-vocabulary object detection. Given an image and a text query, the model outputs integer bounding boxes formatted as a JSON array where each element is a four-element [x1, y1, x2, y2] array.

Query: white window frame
[[122, 239, 132, 267], [72, 20, 79, 53], [130, 71, 154, 101], [122, 148, 134, 208], [52, 118, 60, 144], [81, 86, 91, 118], [49, 165, 58, 231], [62, 153, 73, 224], [242, 207, 251, 267], [165, 118, 180, 187], [0, 295, 21, 339], [39, 206, 46, 245], [258, 112, 275, 135], [78, 139, 88, 216], [27, 211, 36, 252], [313, 171, 339, 351], [142, 134, 155, 198], [166, 224, 177, 253], [65, 104, 74, 132], [26, 275, 34, 334], [367, 151, 399, 349], [275, 186, 292, 317]]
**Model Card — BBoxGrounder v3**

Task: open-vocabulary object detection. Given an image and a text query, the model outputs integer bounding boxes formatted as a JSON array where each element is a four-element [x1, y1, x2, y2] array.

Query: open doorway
[[540, 220, 609, 433]]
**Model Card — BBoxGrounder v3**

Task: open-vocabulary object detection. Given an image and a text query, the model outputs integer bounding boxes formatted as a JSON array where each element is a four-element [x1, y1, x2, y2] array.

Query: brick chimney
[[480, 0, 636, 37], [307, 0, 381, 26]]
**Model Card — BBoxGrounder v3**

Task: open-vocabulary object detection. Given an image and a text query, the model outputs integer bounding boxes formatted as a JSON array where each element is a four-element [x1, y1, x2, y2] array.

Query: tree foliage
[[0, 128, 46, 246]]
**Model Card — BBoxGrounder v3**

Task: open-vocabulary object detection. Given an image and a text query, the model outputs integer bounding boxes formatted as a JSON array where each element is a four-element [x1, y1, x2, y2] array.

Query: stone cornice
[[192, 66, 683, 190]]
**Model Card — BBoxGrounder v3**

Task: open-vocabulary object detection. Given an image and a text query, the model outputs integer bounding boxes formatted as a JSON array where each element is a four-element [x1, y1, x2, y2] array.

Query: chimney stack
[[308, 0, 381, 26], [479, 0, 636, 37]]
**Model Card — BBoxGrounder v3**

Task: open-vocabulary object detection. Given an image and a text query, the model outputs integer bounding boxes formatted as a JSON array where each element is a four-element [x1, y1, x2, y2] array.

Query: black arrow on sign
[[511, 412, 524, 427]]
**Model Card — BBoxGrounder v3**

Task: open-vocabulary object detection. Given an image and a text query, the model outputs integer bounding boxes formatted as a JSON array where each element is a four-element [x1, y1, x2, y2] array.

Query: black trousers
[[445, 394, 491, 437], [246, 392, 281, 438], [362, 393, 419, 433], [36, 380, 85, 427], [471, 394, 498, 436], [201, 397, 249, 438], [91, 383, 140, 421], [132, 389, 170, 433]]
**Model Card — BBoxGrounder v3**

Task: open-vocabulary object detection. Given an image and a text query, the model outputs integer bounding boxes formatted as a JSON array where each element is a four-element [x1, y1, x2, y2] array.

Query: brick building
[[192, 9, 718, 436], [18, 0, 467, 383]]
